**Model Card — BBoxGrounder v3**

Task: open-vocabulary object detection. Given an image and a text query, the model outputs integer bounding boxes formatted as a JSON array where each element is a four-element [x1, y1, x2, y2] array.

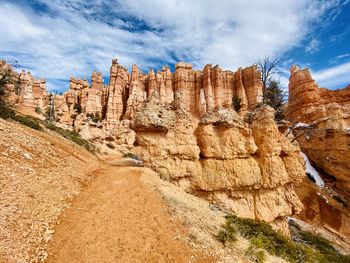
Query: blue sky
[[0, 0, 349, 92]]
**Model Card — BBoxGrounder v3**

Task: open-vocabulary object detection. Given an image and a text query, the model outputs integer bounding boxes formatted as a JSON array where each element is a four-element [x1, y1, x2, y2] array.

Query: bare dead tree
[[256, 56, 287, 120], [257, 55, 280, 102]]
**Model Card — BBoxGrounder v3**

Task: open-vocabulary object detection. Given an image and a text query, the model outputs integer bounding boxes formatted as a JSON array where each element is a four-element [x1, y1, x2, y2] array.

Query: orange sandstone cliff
[[288, 66, 350, 199]]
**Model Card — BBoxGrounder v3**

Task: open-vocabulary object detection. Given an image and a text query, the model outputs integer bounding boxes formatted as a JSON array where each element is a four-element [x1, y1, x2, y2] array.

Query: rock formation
[[287, 66, 350, 200], [3, 59, 307, 233], [133, 98, 304, 233], [89, 60, 263, 128], [18, 71, 47, 109], [0, 61, 47, 109]]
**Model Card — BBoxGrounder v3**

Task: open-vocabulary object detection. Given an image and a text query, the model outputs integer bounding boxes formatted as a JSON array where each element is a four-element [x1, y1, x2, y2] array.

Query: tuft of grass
[[45, 123, 95, 152], [218, 214, 350, 263], [245, 241, 267, 263], [158, 172, 171, 182], [217, 221, 238, 243], [122, 152, 140, 160]]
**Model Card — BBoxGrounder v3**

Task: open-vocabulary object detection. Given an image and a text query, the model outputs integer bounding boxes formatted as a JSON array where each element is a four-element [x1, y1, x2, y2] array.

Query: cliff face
[[288, 65, 350, 122], [287, 66, 350, 200], [133, 98, 304, 232]]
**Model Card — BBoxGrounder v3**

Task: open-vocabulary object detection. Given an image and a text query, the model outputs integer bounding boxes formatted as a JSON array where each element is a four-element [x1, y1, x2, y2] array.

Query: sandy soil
[[0, 118, 100, 263], [46, 161, 215, 263]]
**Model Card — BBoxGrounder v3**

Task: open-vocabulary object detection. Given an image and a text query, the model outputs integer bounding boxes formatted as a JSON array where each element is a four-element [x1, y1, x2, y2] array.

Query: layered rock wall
[[288, 66, 350, 199], [134, 98, 305, 232], [288, 65, 350, 122]]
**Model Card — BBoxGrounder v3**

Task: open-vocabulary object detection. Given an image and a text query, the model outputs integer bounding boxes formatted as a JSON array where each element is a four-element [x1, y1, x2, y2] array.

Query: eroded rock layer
[[134, 98, 305, 232], [287, 66, 350, 199]]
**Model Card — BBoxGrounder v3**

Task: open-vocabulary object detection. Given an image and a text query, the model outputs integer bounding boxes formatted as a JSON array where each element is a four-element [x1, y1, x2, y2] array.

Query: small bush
[[35, 106, 42, 114], [73, 103, 82, 114], [217, 223, 238, 243], [45, 123, 95, 152], [13, 115, 42, 130], [122, 152, 140, 160], [86, 112, 101, 123], [0, 104, 16, 119], [245, 242, 267, 263], [232, 96, 242, 112], [106, 143, 115, 149], [158, 171, 171, 182], [218, 214, 350, 263]]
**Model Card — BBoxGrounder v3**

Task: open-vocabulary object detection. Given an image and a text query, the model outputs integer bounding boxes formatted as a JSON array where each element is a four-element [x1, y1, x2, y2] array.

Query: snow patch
[[295, 122, 309, 128], [300, 152, 325, 187]]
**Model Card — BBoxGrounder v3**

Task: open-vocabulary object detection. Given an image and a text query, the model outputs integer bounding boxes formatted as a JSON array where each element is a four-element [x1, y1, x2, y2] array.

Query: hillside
[[0, 118, 101, 262]]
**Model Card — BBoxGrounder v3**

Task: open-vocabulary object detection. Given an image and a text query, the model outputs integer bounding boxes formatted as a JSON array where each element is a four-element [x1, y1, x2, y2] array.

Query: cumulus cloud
[[0, 0, 341, 91]]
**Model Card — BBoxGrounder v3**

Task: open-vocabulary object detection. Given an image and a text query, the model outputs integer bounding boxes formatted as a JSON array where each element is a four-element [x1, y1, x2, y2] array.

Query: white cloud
[[0, 0, 341, 91], [311, 61, 350, 88], [305, 38, 320, 53], [336, 53, 350, 59]]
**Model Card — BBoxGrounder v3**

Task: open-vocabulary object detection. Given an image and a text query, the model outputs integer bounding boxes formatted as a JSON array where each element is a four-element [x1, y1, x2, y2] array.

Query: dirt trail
[[46, 158, 214, 263]]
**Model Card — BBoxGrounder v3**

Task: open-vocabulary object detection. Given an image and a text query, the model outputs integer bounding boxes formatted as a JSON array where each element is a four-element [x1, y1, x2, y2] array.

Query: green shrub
[[158, 171, 171, 182], [300, 231, 350, 263], [245, 242, 267, 263], [122, 152, 140, 160], [13, 115, 42, 130], [35, 106, 42, 114], [218, 214, 350, 263], [217, 221, 238, 243], [0, 104, 42, 130], [45, 123, 95, 152], [232, 96, 242, 112], [0, 104, 16, 119]]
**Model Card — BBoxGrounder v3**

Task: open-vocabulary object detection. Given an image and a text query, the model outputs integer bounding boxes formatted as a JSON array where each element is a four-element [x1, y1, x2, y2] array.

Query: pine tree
[[257, 56, 286, 121], [264, 80, 286, 121]]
